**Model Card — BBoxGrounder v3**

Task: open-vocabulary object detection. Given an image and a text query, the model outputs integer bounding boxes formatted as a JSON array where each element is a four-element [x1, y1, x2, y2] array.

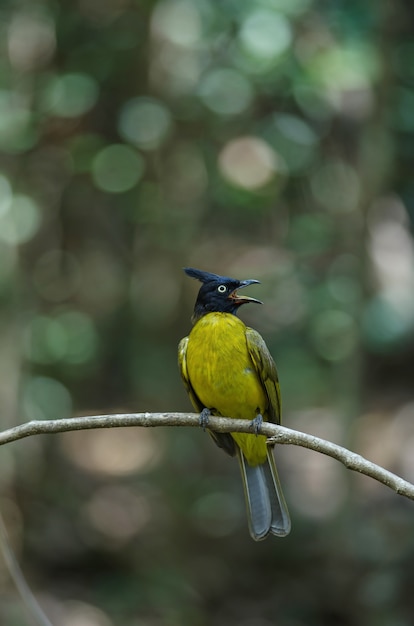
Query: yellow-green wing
[[178, 336, 204, 413], [245, 327, 282, 424]]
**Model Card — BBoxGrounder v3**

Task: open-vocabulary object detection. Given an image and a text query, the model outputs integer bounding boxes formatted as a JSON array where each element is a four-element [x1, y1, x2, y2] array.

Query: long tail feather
[[238, 447, 291, 541]]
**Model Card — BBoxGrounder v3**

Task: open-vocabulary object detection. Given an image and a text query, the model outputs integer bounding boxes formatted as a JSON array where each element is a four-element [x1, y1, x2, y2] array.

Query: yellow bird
[[178, 267, 291, 541]]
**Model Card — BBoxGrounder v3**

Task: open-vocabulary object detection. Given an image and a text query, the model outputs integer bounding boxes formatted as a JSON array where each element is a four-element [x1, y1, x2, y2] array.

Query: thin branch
[[0, 412, 413, 500]]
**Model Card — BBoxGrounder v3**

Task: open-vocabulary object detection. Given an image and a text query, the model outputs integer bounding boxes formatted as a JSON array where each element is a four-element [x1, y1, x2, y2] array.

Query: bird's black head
[[184, 267, 262, 322]]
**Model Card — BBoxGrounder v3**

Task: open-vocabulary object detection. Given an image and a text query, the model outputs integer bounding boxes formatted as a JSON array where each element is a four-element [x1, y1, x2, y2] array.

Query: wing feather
[[178, 336, 204, 413], [245, 327, 281, 424]]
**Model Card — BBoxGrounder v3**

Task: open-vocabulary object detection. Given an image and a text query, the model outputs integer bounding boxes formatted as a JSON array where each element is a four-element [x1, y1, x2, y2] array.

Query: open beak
[[229, 279, 262, 305]]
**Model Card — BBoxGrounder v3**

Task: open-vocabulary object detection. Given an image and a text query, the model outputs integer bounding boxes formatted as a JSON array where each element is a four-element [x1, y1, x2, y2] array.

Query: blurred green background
[[0, 0, 414, 624]]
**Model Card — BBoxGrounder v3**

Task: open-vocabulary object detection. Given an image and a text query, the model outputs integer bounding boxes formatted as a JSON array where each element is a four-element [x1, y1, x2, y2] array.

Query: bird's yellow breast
[[186, 313, 268, 464]]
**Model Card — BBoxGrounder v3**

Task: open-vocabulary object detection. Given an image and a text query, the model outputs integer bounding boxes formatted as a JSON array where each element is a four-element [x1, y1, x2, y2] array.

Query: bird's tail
[[238, 447, 291, 541]]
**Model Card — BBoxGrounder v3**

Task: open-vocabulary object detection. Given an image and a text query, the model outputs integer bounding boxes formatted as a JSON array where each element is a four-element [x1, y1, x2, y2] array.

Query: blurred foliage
[[0, 0, 414, 624]]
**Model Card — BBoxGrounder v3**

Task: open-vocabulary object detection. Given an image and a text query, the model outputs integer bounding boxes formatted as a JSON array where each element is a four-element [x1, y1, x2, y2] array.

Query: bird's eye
[[217, 285, 227, 293]]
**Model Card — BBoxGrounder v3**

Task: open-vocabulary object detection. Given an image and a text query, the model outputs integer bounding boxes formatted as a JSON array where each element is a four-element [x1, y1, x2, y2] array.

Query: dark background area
[[1, 0, 414, 624]]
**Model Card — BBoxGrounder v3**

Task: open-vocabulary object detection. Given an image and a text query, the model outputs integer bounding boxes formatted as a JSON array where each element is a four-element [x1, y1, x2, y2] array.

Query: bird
[[178, 267, 291, 541]]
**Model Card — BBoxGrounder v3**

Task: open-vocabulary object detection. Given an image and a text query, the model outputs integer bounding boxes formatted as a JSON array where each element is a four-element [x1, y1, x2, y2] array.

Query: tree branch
[[0, 412, 413, 501]]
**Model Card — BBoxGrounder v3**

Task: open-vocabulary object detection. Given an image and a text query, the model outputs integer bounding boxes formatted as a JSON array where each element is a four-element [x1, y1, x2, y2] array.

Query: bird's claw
[[251, 413, 263, 435], [199, 408, 211, 431]]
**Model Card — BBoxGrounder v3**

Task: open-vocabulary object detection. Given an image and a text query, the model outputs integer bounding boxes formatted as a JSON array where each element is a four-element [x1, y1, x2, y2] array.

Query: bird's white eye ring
[[217, 285, 227, 293]]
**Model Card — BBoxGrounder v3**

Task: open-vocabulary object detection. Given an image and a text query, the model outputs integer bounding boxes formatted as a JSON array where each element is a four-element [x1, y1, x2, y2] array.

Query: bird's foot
[[251, 413, 263, 435], [199, 408, 211, 431]]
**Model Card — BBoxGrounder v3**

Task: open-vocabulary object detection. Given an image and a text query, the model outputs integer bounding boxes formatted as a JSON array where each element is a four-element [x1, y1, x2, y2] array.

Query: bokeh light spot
[[309, 44, 379, 91], [43, 73, 98, 118], [218, 136, 278, 190], [118, 97, 172, 150], [68, 134, 105, 173], [198, 68, 253, 116], [24, 311, 98, 366], [84, 486, 151, 542], [0, 91, 38, 153], [7, 12, 56, 71], [240, 10, 291, 60], [61, 428, 163, 476], [358, 571, 400, 609], [56, 311, 99, 364], [294, 84, 334, 120], [92, 144, 145, 193], [362, 295, 414, 351], [151, 0, 201, 46], [265, 113, 318, 173], [24, 316, 68, 364], [0, 174, 13, 216], [0, 194, 41, 244], [328, 274, 360, 305], [23, 376, 72, 421], [60, 600, 113, 626], [276, 113, 317, 146]]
